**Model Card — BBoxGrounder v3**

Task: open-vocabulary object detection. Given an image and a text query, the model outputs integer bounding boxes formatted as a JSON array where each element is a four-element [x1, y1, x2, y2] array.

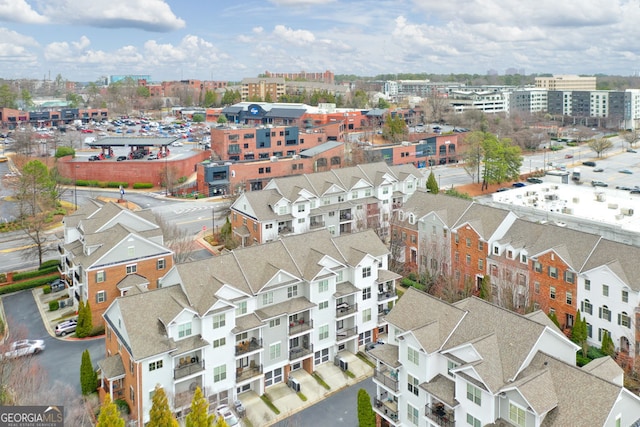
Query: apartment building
[[535, 75, 597, 91], [98, 229, 399, 425], [229, 162, 423, 245], [241, 77, 285, 102], [369, 286, 640, 427], [58, 201, 174, 327]]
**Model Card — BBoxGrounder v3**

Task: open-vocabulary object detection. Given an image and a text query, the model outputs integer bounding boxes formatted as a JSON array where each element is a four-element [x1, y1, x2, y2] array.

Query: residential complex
[[58, 201, 174, 327], [98, 228, 399, 425], [369, 286, 640, 427], [534, 75, 597, 91], [229, 162, 423, 245]]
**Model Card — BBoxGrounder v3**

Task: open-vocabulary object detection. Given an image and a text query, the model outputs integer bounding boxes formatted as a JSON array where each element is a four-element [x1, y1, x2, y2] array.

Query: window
[[466, 237, 471, 247], [521, 254, 527, 263], [287, 285, 298, 298], [262, 291, 274, 305], [603, 284, 609, 296], [466, 254, 471, 265], [565, 271, 575, 284], [620, 312, 631, 328], [478, 258, 484, 270], [493, 246, 499, 255], [178, 322, 192, 338], [297, 204, 305, 213], [478, 241, 484, 251], [455, 234, 459, 244], [213, 338, 226, 348], [407, 403, 419, 425], [600, 305, 612, 322], [156, 258, 165, 270], [622, 290, 629, 303], [407, 374, 419, 396], [548, 266, 558, 278], [96, 290, 106, 303], [336, 270, 344, 283], [269, 318, 281, 328], [319, 325, 329, 340], [318, 280, 328, 293], [466, 383, 481, 405], [214, 365, 226, 382], [269, 342, 281, 360], [587, 322, 592, 338], [130, 386, 135, 402], [362, 308, 371, 322], [582, 299, 593, 315], [319, 301, 328, 310], [509, 403, 526, 427], [549, 286, 556, 299], [466, 413, 481, 427], [534, 281, 540, 294], [126, 264, 137, 274], [362, 266, 371, 278], [213, 314, 226, 329], [407, 347, 419, 365], [96, 270, 105, 283], [507, 250, 513, 258], [149, 360, 163, 371], [447, 360, 458, 377], [533, 261, 542, 273], [235, 301, 247, 316], [362, 287, 371, 300], [566, 291, 573, 306], [585, 279, 591, 290]]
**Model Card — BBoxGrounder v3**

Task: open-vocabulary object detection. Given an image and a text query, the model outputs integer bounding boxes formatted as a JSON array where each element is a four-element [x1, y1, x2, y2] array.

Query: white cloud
[[0, 0, 48, 24], [272, 25, 316, 46], [268, 0, 336, 6]]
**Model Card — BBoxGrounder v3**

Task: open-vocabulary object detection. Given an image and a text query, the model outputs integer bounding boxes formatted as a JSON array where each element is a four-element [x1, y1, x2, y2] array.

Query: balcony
[[336, 302, 358, 318], [289, 343, 313, 361], [289, 319, 313, 336], [236, 363, 263, 382], [425, 403, 455, 427], [336, 326, 358, 341], [58, 243, 64, 255], [174, 358, 205, 380], [235, 338, 263, 356], [339, 210, 352, 222], [102, 383, 124, 400], [373, 368, 399, 392], [309, 218, 325, 229], [378, 289, 397, 301], [373, 398, 399, 424]]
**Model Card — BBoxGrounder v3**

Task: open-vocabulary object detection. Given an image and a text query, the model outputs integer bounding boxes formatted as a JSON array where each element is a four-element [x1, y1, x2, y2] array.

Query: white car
[[4, 339, 45, 358], [171, 141, 184, 147], [216, 405, 240, 427]]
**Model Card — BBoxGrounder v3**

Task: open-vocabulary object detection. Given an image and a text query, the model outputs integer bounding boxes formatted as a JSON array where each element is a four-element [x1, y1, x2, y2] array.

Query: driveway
[[1, 290, 104, 396]]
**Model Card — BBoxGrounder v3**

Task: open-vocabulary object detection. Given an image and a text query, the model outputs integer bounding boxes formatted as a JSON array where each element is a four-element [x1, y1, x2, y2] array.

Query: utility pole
[[212, 207, 215, 237]]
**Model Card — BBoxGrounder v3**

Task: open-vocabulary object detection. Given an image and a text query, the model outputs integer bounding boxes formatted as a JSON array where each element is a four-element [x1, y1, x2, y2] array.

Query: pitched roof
[[453, 203, 512, 238], [400, 190, 473, 227], [581, 238, 640, 290]]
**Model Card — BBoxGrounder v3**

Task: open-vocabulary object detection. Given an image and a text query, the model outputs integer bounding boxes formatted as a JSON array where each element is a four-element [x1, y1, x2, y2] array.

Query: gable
[[259, 269, 301, 292], [322, 183, 346, 195], [444, 342, 482, 364], [91, 234, 172, 269], [232, 193, 260, 219], [351, 178, 374, 191], [215, 284, 251, 301], [98, 210, 158, 233]]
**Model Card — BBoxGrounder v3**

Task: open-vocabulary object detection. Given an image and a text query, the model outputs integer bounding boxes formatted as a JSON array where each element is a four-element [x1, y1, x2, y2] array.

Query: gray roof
[[87, 136, 180, 148], [97, 354, 125, 379], [334, 281, 359, 298], [265, 108, 305, 118], [581, 238, 640, 290], [502, 368, 558, 415], [453, 203, 512, 239], [298, 140, 343, 157], [420, 374, 457, 408], [580, 355, 623, 384], [254, 296, 316, 320], [399, 190, 473, 228], [368, 344, 401, 368], [232, 313, 263, 334]]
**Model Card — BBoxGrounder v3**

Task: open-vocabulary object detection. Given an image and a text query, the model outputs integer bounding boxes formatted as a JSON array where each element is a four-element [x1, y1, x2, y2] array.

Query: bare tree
[[20, 213, 56, 267], [588, 137, 615, 158], [486, 262, 535, 314], [622, 129, 639, 149], [154, 213, 194, 264]]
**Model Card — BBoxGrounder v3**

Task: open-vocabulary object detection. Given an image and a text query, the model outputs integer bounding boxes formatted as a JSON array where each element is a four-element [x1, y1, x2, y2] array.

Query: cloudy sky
[[1, 0, 640, 83]]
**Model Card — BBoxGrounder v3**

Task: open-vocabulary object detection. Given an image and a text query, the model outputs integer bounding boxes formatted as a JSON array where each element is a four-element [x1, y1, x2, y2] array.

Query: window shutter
[[581, 301, 584, 312], [599, 307, 602, 318], [618, 314, 621, 325]]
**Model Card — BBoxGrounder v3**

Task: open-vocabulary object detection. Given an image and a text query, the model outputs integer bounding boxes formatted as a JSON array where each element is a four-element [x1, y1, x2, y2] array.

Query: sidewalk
[[238, 352, 373, 426]]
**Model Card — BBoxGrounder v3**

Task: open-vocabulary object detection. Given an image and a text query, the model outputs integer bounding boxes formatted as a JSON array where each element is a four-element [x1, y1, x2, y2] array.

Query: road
[[1, 290, 104, 397], [271, 377, 377, 427]]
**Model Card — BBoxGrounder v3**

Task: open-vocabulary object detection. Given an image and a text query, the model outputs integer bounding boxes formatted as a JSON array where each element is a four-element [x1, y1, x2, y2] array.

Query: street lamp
[[74, 164, 79, 210], [212, 207, 215, 238]]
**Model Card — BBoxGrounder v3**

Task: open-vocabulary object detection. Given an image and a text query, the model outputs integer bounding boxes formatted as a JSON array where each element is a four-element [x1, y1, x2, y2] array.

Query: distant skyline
[[1, 0, 640, 83]]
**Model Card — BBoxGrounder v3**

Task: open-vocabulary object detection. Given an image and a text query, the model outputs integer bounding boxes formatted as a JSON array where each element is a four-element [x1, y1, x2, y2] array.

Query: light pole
[[212, 207, 215, 238], [74, 164, 78, 210]]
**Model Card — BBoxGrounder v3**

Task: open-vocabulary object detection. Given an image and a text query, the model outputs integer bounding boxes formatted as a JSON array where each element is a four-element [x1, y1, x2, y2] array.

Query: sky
[[1, 0, 640, 83]]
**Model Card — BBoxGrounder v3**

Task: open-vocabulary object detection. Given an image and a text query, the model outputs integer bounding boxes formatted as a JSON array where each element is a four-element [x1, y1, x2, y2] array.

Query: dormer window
[[493, 245, 499, 255], [178, 322, 192, 338], [408, 213, 415, 224]]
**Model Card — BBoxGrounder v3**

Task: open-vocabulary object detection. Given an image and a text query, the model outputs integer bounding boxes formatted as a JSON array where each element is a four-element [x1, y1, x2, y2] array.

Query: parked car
[[49, 278, 65, 292], [627, 149, 637, 153], [582, 161, 596, 167], [512, 182, 527, 188], [171, 141, 184, 147], [526, 177, 544, 184], [216, 405, 239, 427], [616, 186, 633, 191], [496, 187, 510, 192], [147, 154, 158, 160], [591, 180, 608, 187], [132, 152, 145, 159], [631, 189, 640, 195], [4, 340, 45, 358], [619, 169, 633, 174], [564, 154, 574, 159], [116, 156, 127, 161], [88, 155, 100, 161], [594, 167, 604, 172], [55, 319, 77, 337]]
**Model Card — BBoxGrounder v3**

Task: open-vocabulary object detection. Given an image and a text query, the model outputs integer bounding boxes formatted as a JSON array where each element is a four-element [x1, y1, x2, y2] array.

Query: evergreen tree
[[571, 310, 586, 344], [601, 331, 615, 356], [479, 275, 491, 301], [214, 416, 229, 427], [548, 311, 560, 328], [185, 386, 214, 427], [97, 393, 125, 427], [148, 386, 179, 427], [426, 171, 439, 194], [80, 349, 97, 395], [357, 388, 375, 427], [77, 300, 93, 337]]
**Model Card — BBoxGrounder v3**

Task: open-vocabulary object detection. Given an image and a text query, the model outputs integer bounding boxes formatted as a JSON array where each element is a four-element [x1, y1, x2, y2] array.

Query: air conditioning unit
[[270, 156, 278, 162], [562, 207, 573, 215], [335, 357, 348, 372], [401, 141, 411, 146], [621, 208, 634, 216], [288, 377, 301, 392], [608, 203, 618, 210]]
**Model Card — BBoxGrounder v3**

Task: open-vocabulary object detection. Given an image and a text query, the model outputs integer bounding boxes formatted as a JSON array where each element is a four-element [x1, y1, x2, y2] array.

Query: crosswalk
[[173, 206, 213, 215]]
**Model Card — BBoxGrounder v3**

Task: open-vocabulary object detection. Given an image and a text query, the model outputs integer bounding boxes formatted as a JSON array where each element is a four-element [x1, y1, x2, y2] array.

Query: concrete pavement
[[238, 352, 373, 427]]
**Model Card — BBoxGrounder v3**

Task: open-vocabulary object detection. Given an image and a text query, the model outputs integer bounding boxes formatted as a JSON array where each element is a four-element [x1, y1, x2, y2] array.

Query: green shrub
[[0, 274, 59, 295], [400, 277, 424, 291], [43, 286, 52, 294], [177, 176, 188, 184], [114, 399, 130, 415], [0, 273, 6, 283], [49, 300, 59, 311], [90, 325, 105, 337], [576, 353, 590, 367], [133, 182, 154, 189], [39, 260, 61, 270], [443, 188, 472, 199], [106, 182, 128, 189], [55, 147, 76, 158], [0, 317, 4, 335], [12, 267, 59, 281], [260, 394, 280, 415]]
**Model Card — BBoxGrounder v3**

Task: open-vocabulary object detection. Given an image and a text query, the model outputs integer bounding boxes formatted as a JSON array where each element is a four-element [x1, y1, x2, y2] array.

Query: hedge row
[[133, 182, 154, 189], [75, 180, 129, 189], [12, 267, 60, 281], [0, 274, 59, 296], [39, 260, 61, 270]]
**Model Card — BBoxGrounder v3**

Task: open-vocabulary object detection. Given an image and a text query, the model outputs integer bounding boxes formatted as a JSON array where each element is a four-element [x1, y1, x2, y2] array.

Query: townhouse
[[369, 286, 640, 427], [230, 162, 423, 246], [58, 201, 174, 327], [98, 229, 399, 425]]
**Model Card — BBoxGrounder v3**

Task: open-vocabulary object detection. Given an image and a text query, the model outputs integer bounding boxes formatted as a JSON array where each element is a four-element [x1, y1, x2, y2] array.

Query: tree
[[217, 115, 228, 124], [382, 113, 407, 143], [377, 98, 390, 109], [154, 213, 194, 264], [76, 300, 93, 338], [426, 171, 439, 194], [214, 416, 230, 427], [479, 275, 491, 301], [481, 134, 522, 190], [588, 137, 614, 158], [21, 89, 34, 108], [357, 388, 375, 427], [0, 84, 18, 108], [571, 310, 588, 357], [601, 331, 615, 357], [80, 349, 97, 395], [462, 131, 484, 183], [147, 386, 179, 427], [622, 129, 639, 149], [548, 311, 560, 328], [16, 159, 56, 217], [97, 393, 125, 427], [203, 90, 217, 107], [185, 386, 214, 427]]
